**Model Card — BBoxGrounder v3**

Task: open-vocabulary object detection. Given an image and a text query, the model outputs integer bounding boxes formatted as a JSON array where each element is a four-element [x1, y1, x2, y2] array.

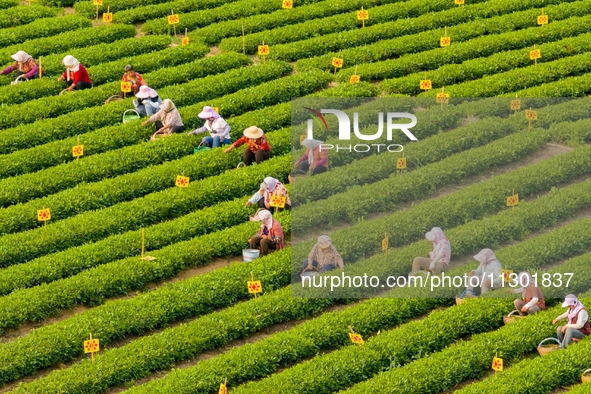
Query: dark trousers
[[302, 259, 336, 273], [249, 235, 277, 256], [298, 161, 327, 175], [257, 199, 291, 211], [66, 80, 92, 90], [16, 70, 39, 79], [244, 149, 270, 166], [155, 120, 185, 133]]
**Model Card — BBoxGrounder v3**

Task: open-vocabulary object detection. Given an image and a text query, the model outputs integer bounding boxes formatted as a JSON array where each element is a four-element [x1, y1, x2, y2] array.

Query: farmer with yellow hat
[[225, 126, 271, 165]]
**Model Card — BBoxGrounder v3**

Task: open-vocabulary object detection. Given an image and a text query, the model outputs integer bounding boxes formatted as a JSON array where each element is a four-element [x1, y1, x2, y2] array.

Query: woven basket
[[537, 338, 562, 356], [582, 369, 591, 383], [455, 296, 465, 305], [503, 310, 525, 325], [122, 109, 141, 124]]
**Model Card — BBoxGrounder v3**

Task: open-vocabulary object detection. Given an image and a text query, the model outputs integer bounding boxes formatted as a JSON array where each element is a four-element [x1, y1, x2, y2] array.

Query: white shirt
[[192, 117, 230, 139], [473, 260, 502, 288], [556, 309, 589, 329]]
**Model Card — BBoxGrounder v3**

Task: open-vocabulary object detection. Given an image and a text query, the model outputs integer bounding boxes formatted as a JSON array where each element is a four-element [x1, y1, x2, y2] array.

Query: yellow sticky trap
[[93, 0, 102, 5], [84, 338, 100, 353], [102, 12, 112, 22], [282, 0, 293, 8], [454, 0, 464, 4], [396, 157, 407, 169], [420, 80, 432, 90], [440, 36, 451, 47], [357, 10, 368, 20], [530, 49, 541, 60], [500, 269, 513, 283], [212, 107, 219, 114], [492, 357, 503, 371], [168, 14, 179, 24], [270, 196, 286, 208], [121, 81, 132, 93], [258, 45, 269, 56], [510, 100, 521, 111], [506, 194, 519, 207], [182, 36, 189, 45], [218, 383, 228, 394], [537, 15, 548, 25], [349, 333, 364, 344], [37, 208, 51, 221], [382, 236, 388, 251], [332, 57, 344, 68], [247, 280, 262, 294], [72, 145, 84, 158], [176, 175, 190, 188], [436, 93, 449, 104], [525, 110, 538, 120], [350, 75, 360, 84]]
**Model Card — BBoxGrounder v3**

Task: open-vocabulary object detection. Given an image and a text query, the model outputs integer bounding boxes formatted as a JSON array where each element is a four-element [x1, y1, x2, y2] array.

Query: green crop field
[[0, 0, 591, 392]]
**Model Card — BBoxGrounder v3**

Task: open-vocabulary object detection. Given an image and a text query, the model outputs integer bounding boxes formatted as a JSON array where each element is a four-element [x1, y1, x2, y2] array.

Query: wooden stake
[[385, 232, 388, 259], [96, 4, 99, 20], [251, 271, 257, 300], [242, 24, 245, 55], [262, 40, 266, 64], [424, 71, 427, 97], [528, 108, 531, 132], [533, 44, 537, 66], [512, 189, 515, 214], [354, 64, 358, 76], [77, 135, 80, 162], [185, 27, 188, 38], [514, 93, 518, 116], [90, 333, 94, 363], [361, 6, 365, 28], [334, 51, 341, 75], [172, 10, 176, 36], [541, 8, 544, 28]]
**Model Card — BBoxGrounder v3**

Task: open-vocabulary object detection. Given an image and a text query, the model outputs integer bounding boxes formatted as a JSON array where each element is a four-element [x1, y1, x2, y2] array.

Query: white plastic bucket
[[242, 249, 260, 262]]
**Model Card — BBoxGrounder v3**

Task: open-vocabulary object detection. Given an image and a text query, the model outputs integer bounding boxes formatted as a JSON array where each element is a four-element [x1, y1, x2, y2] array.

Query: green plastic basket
[[122, 109, 140, 123], [194, 142, 212, 154]]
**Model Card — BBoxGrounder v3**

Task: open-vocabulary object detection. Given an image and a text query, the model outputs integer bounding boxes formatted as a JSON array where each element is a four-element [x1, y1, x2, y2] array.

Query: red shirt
[[121, 72, 144, 86], [232, 135, 271, 152], [62, 64, 92, 85]]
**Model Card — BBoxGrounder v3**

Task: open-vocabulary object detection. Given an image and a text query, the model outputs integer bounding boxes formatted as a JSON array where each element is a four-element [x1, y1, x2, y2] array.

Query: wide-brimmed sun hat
[[136, 85, 158, 98], [198, 106, 219, 119], [243, 126, 264, 139]]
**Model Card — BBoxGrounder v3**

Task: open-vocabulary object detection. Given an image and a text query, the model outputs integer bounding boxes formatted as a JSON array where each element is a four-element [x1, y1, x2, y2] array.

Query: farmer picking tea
[[295, 138, 328, 175], [248, 209, 284, 256], [246, 177, 291, 211], [510, 272, 545, 315], [553, 294, 590, 348], [133, 85, 162, 117], [459, 248, 502, 299], [142, 99, 185, 141], [225, 126, 271, 165], [58, 55, 92, 91], [188, 106, 231, 148], [301, 235, 344, 276], [2, 51, 39, 80], [409, 227, 451, 276], [121, 64, 145, 96]]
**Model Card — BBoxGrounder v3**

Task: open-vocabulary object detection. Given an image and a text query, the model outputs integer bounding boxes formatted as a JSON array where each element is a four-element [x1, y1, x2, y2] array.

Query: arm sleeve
[[1, 65, 15, 74], [232, 137, 246, 148], [307, 245, 317, 265], [335, 251, 344, 270], [148, 109, 163, 123], [555, 311, 569, 321], [566, 310, 588, 329], [523, 297, 539, 309], [248, 191, 263, 204], [473, 264, 483, 277], [191, 125, 208, 135], [25, 65, 39, 79], [513, 287, 524, 294]]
